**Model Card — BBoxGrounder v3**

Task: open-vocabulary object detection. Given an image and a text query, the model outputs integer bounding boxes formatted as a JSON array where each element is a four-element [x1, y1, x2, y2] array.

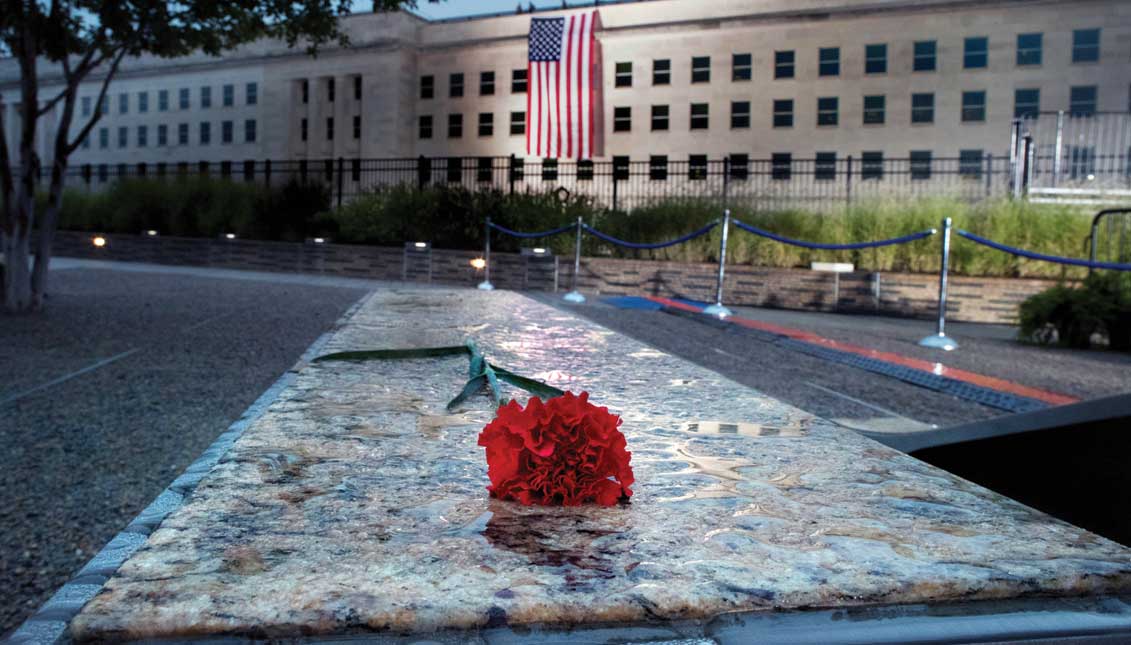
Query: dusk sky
[[403, 0, 610, 20]]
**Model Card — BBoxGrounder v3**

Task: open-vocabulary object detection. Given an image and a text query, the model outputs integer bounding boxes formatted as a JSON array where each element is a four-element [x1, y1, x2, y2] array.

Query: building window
[[81, 134, 90, 149], [419, 115, 433, 139], [1072, 28, 1100, 63], [223, 84, 234, 107], [731, 101, 750, 128], [959, 149, 984, 178], [81, 96, 91, 116], [961, 90, 986, 122], [913, 40, 937, 72], [242, 82, 256, 106], [300, 118, 308, 142], [865, 43, 887, 74], [480, 71, 495, 95], [119, 92, 128, 114], [653, 59, 670, 85], [613, 156, 630, 180], [964, 37, 988, 69], [510, 157, 525, 181], [690, 103, 709, 129], [328, 78, 335, 102], [911, 93, 934, 123], [179, 88, 190, 109], [1070, 85, 1097, 116], [863, 95, 885, 124], [1017, 33, 1042, 66], [817, 97, 838, 126], [101, 96, 109, 114], [729, 153, 749, 180], [773, 99, 793, 127], [301, 80, 309, 103], [246, 119, 257, 143], [774, 50, 794, 79], [577, 159, 594, 181], [649, 155, 668, 181], [691, 56, 710, 83], [353, 76, 362, 101], [512, 69, 527, 93], [99, 127, 108, 148], [615, 62, 632, 87], [819, 47, 839, 76], [771, 153, 792, 180], [450, 73, 464, 98], [478, 112, 493, 136], [138, 92, 148, 113], [689, 154, 708, 180], [326, 117, 334, 140], [199, 121, 210, 145], [421, 75, 434, 99], [476, 157, 493, 183], [613, 106, 631, 132], [347, 115, 358, 139], [1069, 146, 1096, 179], [510, 111, 525, 135], [910, 150, 932, 180], [447, 157, 462, 183], [651, 105, 669, 131], [1014, 88, 1040, 119], [221, 120, 233, 144], [178, 123, 188, 145], [861, 151, 883, 179], [542, 158, 558, 181], [157, 124, 167, 146], [201, 86, 211, 108], [815, 152, 836, 180], [732, 53, 751, 81], [448, 113, 462, 138], [137, 125, 147, 147], [158, 89, 168, 111], [118, 126, 127, 147]]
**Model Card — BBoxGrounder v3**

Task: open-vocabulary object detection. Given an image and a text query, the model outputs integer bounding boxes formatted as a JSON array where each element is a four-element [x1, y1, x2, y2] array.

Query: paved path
[[0, 261, 370, 636]]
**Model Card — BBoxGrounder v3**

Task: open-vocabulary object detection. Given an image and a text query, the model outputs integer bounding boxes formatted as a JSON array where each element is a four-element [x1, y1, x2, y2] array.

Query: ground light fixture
[[531, 247, 548, 255], [470, 258, 487, 269], [414, 241, 428, 249], [92, 236, 107, 247], [145, 230, 159, 237], [223, 233, 237, 240]]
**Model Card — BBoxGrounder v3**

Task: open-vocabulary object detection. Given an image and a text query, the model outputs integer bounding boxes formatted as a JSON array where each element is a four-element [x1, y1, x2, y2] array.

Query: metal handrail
[[1087, 208, 1131, 274]]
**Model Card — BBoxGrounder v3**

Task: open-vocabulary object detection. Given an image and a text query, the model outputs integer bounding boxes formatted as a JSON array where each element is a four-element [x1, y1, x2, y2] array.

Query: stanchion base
[[477, 281, 495, 291], [918, 333, 959, 351], [563, 290, 586, 304], [702, 304, 733, 319]]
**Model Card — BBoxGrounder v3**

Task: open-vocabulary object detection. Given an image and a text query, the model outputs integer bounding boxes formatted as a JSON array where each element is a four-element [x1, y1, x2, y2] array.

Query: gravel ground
[[0, 266, 368, 636], [532, 294, 1131, 430]]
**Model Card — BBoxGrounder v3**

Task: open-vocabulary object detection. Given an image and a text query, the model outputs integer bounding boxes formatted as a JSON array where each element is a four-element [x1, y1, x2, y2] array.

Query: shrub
[[1019, 273, 1131, 350]]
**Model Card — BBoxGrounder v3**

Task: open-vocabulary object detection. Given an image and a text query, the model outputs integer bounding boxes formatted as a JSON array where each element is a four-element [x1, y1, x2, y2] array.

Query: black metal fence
[[40, 154, 1013, 211]]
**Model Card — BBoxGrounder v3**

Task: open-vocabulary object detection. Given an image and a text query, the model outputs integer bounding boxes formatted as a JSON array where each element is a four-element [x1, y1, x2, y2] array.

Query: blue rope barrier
[[732, 219, 936, 250], [488, 221, 576, 239], [956, 230, 1131, 271], [581, 221, 719, 250]]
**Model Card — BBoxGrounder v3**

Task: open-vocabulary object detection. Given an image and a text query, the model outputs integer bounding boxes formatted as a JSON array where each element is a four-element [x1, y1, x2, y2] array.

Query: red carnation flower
[[477, 391, 634, 506]]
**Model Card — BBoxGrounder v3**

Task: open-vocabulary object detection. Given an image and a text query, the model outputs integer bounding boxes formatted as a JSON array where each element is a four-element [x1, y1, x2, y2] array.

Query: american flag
[[527, 11, 602, 159]]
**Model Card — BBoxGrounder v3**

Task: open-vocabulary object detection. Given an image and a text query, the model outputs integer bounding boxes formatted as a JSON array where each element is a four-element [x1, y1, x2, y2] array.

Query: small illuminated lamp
[[92, 236, 107, 248], [1087, 174, 1096, 182], [313, 237, 326, 244], [224, 233, 236, 240], [470, 257, 487, 269], [145, 229, 159, 237], [532, 247, 547, 255], [414, 241, 427, 249]]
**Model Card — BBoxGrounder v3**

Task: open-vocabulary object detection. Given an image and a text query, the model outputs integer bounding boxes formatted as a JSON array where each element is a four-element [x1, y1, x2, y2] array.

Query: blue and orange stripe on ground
[[644, 296, 1078, 412]]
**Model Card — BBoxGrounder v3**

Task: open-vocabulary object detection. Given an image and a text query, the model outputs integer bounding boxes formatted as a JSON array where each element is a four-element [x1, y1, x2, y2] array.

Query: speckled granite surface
[[71, 289, 1131, 641]]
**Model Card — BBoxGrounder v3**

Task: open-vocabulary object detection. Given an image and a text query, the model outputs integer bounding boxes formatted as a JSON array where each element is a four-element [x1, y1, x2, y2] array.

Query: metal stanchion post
[[478, 216, 495, 291], [702, 209, 733, 318], [918, 217, 958, 351], [563, 216, 586, 303]]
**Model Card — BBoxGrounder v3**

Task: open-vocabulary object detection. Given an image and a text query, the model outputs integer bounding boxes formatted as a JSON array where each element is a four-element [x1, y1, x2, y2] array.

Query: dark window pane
[[861, 151, 883, 179], [964, 37, 988, 69], [653, 59, 671, 85], [961, 90, 986, 122], [773, 99, 793, 128], [689, 154, 708, 180], [651, 104, 669, 131], [774, 50, 794, 79], [913, 40, 937, 72], [1014, 88, 1040, 119], [865, 43, 887, 74], [691, 56, 711, 83], [731, 101, 750, 129], [815, 152, 836, 180], [1017, 33, 1042, 66], [649, 155, 668, 180], [863, 95, 885, 124], [910, 150, 932, 180], [771, 153, 792, 180], [613, 106, 631, 132], [729, 153, 749, 180], [1069, 85, 1097, 116], [732, 53, 752, 81], [817, 96, 838, 126], [615, 62, 632, 87], [911, 93, 934, 124], [690, 102, 709, 130], [1073, 28, 1100, 63], [959, 149, 984, 177], [819, 47, 839, 76]]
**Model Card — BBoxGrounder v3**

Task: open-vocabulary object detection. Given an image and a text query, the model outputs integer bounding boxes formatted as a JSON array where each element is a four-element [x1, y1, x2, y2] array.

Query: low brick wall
[[52, 231, 1057, 324]]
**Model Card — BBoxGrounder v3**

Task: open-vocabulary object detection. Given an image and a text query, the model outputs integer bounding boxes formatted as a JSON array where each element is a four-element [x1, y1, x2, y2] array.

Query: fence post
[[337, 156, 344, 208], [918, 217, 958, 351], [703, 209, 733, 318], [1008, 118, 1021, 197], [722, 156, 730, 208], [845, 154, 853, 205], [1022, 133, 1034, 198], [478, 216, 495, 291], [417, 155, 427, 191], [264, 159, 271, 188], [563, 215, 586, 303], [1052, 110, 1064, 187], [984, 153, 992, 198], [508, 153, 516, 196]]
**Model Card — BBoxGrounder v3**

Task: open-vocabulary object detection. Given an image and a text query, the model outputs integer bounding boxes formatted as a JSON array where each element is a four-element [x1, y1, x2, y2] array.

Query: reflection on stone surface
[[71, 289, 1131, 641]]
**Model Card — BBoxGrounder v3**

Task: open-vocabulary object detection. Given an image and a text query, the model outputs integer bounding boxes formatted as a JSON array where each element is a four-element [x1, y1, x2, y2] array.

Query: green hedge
[[56, 179, 1098, 278], [1020, 273, 1131, 350]]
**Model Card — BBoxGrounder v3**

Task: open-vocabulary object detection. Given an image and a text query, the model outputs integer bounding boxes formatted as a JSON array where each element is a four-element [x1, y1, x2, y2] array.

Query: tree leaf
[[312, 346, 469, 362], [447, 374, 487, 411]]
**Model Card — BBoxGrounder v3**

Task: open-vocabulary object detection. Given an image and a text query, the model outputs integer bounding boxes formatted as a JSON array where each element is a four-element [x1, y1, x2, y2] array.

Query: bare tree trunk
[[31, 82, 79, 309], [2, 24, 40, 312]]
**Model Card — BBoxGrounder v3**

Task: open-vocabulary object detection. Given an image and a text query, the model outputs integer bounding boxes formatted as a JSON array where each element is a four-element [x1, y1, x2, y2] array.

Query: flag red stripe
[[564, 16, 573, 159], [588, 16, 595, 160], [525, 62, 532, 155]]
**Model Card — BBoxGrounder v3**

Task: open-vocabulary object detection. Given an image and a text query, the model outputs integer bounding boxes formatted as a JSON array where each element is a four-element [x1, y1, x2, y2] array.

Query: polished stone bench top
[[71, 289, 1131, 641]]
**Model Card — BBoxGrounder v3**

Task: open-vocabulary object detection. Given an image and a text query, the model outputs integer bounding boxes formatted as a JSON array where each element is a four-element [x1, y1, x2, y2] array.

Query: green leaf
[[492, 365, 566, 400], [447, 374, 487, 411], [312, 346, 469, 362]]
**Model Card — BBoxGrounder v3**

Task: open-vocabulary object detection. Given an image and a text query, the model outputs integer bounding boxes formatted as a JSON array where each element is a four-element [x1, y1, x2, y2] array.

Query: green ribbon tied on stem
[[313, 339, 565, 411]]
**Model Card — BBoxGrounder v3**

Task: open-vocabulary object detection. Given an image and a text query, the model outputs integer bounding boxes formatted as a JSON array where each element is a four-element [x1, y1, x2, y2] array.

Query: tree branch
[[65, 48, 125, 155], [0, 94, 13, 236], [36, 50, 100, 117]]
